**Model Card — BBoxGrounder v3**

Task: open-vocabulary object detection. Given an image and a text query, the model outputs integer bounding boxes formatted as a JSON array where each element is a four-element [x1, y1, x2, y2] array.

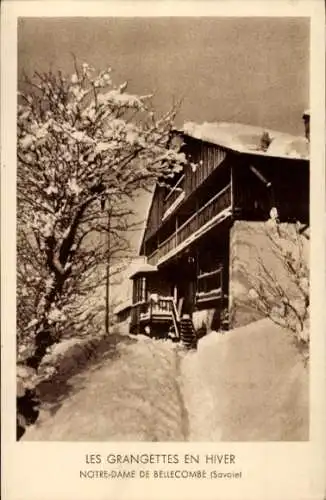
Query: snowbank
[[17, 332, 133, 439], [23, 338, 188, 441], [181, 319, 309, 441]]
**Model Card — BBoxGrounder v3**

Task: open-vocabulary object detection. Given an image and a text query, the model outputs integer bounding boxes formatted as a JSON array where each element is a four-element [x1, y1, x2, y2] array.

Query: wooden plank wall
[[143, 137, 229, 250], [142, 185, 165, 244], [184, 138, 227, 196]]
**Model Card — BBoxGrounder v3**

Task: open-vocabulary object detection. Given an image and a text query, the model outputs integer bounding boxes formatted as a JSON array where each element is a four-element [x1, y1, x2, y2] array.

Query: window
[[135, 277, 147, 302], [196, 247, 224, 304], [196, 267, 223, 303]]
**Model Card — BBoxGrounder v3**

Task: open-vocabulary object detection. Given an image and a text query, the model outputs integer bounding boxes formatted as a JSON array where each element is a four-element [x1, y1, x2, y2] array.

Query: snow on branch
[[17, 60, 185, 371], [245, 215, 310, 357]]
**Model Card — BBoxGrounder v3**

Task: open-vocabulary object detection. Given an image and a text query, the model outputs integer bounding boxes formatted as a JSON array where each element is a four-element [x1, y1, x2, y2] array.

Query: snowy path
[[180, 348, 223, 441], [23, 336, 188, 441]]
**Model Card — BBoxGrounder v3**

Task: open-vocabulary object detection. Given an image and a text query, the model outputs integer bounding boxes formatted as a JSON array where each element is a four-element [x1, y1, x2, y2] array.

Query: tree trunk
[[25, 321, 56, 370]]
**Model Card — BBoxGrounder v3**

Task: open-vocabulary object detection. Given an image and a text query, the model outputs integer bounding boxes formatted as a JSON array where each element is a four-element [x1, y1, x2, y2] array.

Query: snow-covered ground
[[23, 335, 188, 441], [180, 348, 223, 440], [181, 319, 309, 441], [23, 319, 308, 442]]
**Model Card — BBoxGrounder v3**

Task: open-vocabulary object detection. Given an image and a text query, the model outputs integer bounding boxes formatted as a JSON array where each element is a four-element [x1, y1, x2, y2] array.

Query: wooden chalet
[[127, 119, 310, 343]]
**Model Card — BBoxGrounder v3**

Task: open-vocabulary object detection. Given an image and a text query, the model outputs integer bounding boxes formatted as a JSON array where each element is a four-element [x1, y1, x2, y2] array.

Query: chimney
[[302, 109, 310, 142]]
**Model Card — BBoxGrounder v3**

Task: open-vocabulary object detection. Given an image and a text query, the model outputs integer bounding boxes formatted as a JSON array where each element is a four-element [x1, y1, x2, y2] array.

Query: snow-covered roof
[[179, 121, 309, 160], [129, 262, 158, 279]]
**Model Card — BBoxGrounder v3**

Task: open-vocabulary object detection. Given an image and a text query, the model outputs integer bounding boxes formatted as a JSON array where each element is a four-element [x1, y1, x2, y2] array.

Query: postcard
[[1, 1, 325, 499]]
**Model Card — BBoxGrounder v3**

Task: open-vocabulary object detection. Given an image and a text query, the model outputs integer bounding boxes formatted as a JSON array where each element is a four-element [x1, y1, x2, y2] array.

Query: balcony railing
[[148, 248, 159, 265], [162, 175, 185, 220], [148, 183, 231, 265], [162, 190, 185, 221], [130, 296, 180, 337]]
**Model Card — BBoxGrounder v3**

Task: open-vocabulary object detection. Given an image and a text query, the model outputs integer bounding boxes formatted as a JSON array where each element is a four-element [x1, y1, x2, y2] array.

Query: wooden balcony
[[130, 296, 179, 336], [162, 175, 185, 220], [185, 144, 227, 196], [147, 248, 160, 266], [148, 183, 232, 266]]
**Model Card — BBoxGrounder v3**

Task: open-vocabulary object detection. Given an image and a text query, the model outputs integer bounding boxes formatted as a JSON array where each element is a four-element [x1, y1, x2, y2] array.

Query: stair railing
[[146, 295, 181, 339], [170, 298, 181, 339]]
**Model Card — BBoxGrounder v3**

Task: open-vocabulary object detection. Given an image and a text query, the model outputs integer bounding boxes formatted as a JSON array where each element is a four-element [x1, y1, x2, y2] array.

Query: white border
[[1, 2, 325, 500]]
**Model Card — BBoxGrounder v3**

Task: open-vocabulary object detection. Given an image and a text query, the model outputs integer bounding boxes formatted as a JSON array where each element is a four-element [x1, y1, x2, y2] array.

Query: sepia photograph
[[16, 15, 311, 443], [2, 1, 326, 499]]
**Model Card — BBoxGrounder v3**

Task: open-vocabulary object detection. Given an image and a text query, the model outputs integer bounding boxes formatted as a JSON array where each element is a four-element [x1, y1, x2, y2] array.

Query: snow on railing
[[164, 174, 185, 202], [130, 295, 180, 334], [148, 184, 231, 267], [162, 190, 185, 221]]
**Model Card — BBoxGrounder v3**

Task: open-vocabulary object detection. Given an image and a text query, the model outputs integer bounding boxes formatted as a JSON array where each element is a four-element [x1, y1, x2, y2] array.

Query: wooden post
[[173, 284, 178, 303], [230, 165, 234, 215], [105, 204, 111, 335]]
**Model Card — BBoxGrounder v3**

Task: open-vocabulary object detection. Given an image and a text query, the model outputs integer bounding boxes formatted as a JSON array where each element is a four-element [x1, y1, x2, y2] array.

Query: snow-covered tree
[[247, 210, 310, 357], [17, 62, 185, 370]]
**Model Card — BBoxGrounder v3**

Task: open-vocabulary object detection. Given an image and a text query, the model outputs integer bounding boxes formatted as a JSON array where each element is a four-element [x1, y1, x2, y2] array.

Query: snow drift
[[181, 318, 308, 441]]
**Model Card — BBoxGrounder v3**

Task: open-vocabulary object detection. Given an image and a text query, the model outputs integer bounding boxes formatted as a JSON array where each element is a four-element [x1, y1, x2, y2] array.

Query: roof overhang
[[129, 263, 158, 279]]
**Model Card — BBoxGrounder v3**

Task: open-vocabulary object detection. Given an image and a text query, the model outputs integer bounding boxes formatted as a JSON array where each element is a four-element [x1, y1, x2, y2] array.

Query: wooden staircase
[[130, 295, 197, 348], [179, 316, 197, 349]]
